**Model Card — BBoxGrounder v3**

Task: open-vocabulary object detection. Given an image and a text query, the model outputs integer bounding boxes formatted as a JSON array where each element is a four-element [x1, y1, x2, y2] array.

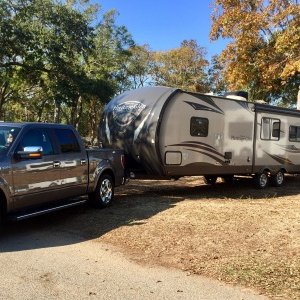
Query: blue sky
[[96, 0, 228, 60]]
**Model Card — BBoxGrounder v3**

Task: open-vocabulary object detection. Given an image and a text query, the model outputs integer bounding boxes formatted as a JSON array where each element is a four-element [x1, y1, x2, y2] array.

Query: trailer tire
[[204, 176, 217, 185], [271, 170, 285, 187], [254, 172, 269, 189], [88, 174, 114, 208]]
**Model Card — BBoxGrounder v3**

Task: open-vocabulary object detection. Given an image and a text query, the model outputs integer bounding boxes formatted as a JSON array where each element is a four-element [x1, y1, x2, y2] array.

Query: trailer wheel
[[204, 176, 217, 185], [271, 170, 285, 187], [254, 172, 269, 189], [89, 174, 114, 208]]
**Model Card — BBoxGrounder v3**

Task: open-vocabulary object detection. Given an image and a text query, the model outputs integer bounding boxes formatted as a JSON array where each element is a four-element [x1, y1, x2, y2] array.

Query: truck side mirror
[[17, 146, 43, 159]]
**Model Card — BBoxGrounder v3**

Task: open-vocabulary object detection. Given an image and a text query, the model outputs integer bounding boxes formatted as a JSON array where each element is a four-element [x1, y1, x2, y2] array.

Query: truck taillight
[[121, 154, 126, 169]]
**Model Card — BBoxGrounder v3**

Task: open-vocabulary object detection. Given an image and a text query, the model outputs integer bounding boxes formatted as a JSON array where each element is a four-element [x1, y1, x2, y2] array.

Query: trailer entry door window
[[190, 117, 208, 137], [289, 126, 300, 142], [261, 118, 280, 140]]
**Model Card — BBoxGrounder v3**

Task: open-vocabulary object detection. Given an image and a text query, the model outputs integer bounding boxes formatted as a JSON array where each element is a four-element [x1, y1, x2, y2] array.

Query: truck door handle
[[53, 161, 61, 168], [80, 159, 86, 165]]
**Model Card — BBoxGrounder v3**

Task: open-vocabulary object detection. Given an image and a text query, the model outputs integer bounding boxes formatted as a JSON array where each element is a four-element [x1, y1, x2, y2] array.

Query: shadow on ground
[[1, 175, 299, 252]]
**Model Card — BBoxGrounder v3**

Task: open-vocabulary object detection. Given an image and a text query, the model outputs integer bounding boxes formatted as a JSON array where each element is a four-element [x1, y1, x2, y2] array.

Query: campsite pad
[[4, 175, 298, 299], [96, 176, 300, 299]]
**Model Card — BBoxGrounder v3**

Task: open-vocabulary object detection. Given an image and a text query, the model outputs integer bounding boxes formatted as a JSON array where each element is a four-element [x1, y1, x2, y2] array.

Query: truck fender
[[90, 160, 115, 193], [0, 177, 13, 213]]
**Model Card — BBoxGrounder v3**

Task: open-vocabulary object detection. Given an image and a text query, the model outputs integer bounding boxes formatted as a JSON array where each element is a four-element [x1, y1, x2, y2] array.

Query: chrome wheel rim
[[260, 173, 268, 187], [100, 179, 112, 204]]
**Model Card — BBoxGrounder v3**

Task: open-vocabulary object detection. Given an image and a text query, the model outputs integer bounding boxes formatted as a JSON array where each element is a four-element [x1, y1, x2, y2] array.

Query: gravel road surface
[[0, 215, 267, 300]]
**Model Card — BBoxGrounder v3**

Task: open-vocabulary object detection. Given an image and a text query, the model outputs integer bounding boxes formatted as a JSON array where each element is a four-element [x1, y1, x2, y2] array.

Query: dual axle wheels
[[204, 170, 285, 189], [253, 170, 285, 189]]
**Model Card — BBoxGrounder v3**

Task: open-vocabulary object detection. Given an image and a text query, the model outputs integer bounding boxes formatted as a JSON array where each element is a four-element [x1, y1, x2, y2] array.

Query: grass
[[96, 176, 300, 299]]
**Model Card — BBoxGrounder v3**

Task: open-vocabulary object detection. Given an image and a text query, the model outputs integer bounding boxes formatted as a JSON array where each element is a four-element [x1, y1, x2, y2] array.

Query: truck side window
[[19, 129, 54, 155], [261, 117, 280, 140], [55, 129, 81, 153], [289, 126, 300, 142], [190, 117, 208, 137]]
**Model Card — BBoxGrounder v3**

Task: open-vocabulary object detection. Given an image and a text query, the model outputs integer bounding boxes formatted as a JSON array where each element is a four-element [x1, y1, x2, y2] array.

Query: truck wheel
[[271, 170, 285, 187], [254, 172, 269, 189], [203, 176, 217, 185], [89, 174, 114, 208], [0, 201, 4, 231]]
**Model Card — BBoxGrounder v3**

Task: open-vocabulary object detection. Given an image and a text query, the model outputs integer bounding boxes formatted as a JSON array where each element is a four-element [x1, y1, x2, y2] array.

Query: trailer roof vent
[[224, 91, 248, 101]]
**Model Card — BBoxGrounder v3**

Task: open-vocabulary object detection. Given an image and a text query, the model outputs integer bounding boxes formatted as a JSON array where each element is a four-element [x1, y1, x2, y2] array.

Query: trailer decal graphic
[[105, 117, 111, 144], [181, 141, 216, 150], [279, 145, 300, 153], [264, 152, 294, 165], [237, 101, 253, 113], [184, 101, 224, 115], [134, 111, 151, 141], [168, 142, 224, 158], [185, 148, 226, 165], [187, 94, 224, 113], [112, 101, 146, 127]]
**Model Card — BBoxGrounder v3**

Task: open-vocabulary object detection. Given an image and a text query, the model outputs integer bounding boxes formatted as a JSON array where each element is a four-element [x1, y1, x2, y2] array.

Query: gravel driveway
[[0, 207, 267, 300]]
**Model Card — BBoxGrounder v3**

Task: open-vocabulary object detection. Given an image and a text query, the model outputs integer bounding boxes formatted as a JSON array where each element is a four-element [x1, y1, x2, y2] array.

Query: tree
[[86, 10, 135, 94], [151, 40, 209, 92], [0, 0, 113, 124], [210, 0, 300, 104], [207, 54, 228, 94], [126, 45, 153, 89]]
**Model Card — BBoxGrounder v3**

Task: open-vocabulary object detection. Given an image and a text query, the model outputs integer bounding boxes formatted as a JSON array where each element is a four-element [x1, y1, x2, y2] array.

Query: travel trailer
[[99, 86, 300, 188]]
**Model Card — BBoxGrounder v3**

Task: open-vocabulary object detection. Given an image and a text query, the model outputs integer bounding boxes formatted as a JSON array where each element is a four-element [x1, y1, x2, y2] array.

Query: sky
[[96, 0, 228, 60]]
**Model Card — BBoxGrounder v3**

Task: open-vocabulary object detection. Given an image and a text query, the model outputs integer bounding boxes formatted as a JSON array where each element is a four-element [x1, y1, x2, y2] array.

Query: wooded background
[[0, 0, 299, 143]]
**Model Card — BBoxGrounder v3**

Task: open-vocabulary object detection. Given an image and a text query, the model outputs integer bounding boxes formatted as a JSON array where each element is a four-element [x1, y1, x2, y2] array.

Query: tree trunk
[[75, 96, 83, 130], [0, 82, 9, 120], [54, 99, 61, 123], [70, 96, 83, 129]]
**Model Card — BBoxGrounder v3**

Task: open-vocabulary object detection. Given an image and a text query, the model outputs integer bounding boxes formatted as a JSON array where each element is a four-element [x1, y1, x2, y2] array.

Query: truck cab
[[0, 122, 125, 223]]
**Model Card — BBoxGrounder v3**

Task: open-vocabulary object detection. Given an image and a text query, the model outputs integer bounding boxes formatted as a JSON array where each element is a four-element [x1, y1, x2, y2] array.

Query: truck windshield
[[0, 126, 21, 154]]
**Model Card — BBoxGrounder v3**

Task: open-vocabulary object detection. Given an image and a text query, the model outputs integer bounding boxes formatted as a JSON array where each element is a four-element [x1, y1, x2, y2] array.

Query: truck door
[[12, 128, 61, 209], [53, 128, 88, 198]]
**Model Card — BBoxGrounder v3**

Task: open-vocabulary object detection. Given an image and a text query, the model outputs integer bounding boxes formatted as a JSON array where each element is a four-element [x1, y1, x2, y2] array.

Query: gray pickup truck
[[0, 122, 125, 223]]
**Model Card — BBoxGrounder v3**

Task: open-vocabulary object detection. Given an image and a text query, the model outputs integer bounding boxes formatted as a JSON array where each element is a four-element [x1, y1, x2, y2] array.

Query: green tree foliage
[[0, 0, 135, 141], [86, 10, 135, 94], [210, 0, 300, 104], [207, 54, 228, 94], [0, 0, 101, 120], [125, 45, 153, 89], [151, 40, 209, 92]]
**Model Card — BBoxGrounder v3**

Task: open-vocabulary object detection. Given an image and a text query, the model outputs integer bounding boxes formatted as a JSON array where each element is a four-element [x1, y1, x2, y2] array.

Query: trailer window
[[261, 118, 280, 140], [289, 126, 300, 142], [190, 117, 208, 137]]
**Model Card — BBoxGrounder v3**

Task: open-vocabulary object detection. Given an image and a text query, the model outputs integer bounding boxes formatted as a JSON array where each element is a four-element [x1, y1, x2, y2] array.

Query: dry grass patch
[[98, 176, 300, 299]]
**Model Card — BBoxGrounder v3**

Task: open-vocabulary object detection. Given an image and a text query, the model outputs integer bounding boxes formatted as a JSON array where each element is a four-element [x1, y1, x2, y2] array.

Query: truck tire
[[271, 170, 285, 187], [89, 174, 114, 208], [0, 200, 4, 231], [203, 176, 217, 185], [254, 172, 269, 189]]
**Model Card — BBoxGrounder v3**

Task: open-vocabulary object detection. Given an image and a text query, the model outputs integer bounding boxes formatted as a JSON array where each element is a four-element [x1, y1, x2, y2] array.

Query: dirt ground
[[97, 176, 300, 300], [2, 175, 299, 299]]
